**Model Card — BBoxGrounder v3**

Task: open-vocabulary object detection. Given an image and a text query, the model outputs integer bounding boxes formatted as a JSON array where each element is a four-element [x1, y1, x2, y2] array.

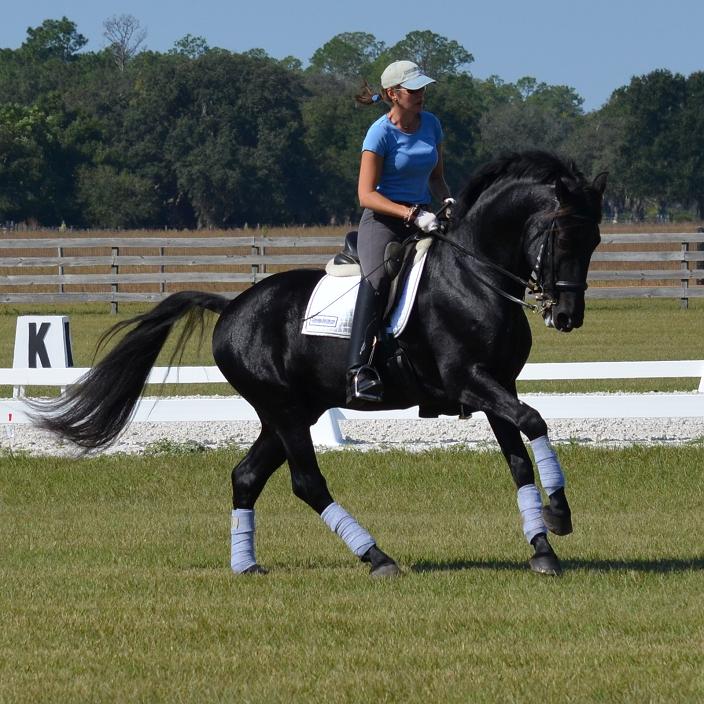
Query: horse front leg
[[486, 412, 564, 576], [456, 367, 572, 574]]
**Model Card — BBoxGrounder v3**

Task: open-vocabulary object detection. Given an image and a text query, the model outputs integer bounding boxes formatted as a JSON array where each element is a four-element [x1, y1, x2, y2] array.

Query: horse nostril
[[555, 312, 573, 331]]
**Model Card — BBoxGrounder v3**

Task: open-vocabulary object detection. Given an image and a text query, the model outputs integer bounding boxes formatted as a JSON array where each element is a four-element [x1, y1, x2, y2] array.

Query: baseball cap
[[380, 60, 436, 90]]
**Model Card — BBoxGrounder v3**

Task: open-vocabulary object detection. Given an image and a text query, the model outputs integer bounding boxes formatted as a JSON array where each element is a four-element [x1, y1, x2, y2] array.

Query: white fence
[[2, 361, 704, 446]]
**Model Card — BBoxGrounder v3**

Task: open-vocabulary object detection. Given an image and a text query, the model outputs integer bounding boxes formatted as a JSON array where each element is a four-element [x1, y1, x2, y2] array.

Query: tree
[[103, 14, 147, 72], [610, 70, 687, 217], [376, 31, 473, 79], [677, 72, 704, 217], [309, 32, 385, 80], [424, 74, 483, 190], [169, 34, 210, 59], [21, 17, 87, 62], [76, 164, 160, 227], [164, 51, 316, 226], [0, 104, 68, 223]]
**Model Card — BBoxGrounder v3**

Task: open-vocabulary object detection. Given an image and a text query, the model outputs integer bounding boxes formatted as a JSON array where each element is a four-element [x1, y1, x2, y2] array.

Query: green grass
[[1, 446, 703, 702], [2, 298, 704, 396]]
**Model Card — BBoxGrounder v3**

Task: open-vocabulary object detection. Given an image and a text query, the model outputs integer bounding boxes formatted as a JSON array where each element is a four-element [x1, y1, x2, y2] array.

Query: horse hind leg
[[230, 424, 287, 575], [275, 417, 400, 577]]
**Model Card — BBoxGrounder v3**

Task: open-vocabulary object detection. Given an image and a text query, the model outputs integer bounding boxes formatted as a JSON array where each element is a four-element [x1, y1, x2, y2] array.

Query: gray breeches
[[357, 208, 408, 291]]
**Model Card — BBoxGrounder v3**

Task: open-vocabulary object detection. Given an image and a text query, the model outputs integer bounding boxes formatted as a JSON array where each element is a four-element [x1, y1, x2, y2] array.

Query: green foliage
[[20, 16, 88, 62], [378, 30, 473, 79], [0, 19, 701, 226], [169, 34, 210, 59], [308, 32, 385, 80]]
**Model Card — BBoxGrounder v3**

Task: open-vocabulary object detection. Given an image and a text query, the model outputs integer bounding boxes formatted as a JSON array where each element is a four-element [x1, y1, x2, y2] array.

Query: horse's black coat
[[33, 151, 606, 573]]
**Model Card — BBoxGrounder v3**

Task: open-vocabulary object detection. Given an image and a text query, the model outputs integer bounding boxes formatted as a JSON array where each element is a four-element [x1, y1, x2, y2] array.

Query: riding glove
[[442, 197, 457, 219], [414, 210, 440, 233]]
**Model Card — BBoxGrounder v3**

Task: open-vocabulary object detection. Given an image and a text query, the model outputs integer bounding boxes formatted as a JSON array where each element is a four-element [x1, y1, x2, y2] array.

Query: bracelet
[[404, 204, 421, 227]]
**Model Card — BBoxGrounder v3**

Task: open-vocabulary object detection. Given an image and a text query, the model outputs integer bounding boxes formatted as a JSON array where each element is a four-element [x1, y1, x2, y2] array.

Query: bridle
[[431, 208, 596, 316]]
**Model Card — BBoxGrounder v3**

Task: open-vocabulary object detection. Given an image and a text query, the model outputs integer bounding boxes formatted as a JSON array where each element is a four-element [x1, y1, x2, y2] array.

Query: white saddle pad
[[301, 249, 430, 339]]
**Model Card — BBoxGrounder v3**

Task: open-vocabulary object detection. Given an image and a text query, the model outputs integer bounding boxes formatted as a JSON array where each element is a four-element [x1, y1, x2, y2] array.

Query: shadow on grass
[[411, 557, 704, 574]]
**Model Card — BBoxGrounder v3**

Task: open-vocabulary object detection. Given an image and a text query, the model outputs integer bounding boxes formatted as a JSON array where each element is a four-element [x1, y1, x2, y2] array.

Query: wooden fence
[[1, 232, 703, 311]]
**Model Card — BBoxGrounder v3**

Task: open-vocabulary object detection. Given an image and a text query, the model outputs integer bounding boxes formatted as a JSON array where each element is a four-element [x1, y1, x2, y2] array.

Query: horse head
[[532, 171, 607, 332]]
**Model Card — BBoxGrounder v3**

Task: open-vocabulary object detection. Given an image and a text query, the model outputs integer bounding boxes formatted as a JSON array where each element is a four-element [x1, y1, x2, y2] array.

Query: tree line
[[1, 17, 702, 229]]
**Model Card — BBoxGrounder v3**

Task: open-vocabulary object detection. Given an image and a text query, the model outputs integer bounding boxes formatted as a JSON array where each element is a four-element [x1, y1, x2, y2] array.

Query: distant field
[[1, 446, 703, 703], [1, 298, 703, 396]]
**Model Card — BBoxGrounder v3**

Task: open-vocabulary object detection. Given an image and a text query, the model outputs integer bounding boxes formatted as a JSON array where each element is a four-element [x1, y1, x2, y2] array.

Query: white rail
[[2, 361, 703, 446]]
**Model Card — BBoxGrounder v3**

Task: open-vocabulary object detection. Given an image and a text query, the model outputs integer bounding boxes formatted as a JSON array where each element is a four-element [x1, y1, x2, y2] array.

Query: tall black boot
[[346, 277, 387, 405]]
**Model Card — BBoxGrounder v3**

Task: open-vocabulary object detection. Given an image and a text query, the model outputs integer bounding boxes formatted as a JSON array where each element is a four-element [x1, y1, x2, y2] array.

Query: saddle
[[321, 232, 472, 420], [327, 231, 431, 320]]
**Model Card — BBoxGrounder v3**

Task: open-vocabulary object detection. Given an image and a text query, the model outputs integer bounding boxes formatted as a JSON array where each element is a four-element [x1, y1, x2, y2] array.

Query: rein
[[430, 228, 543, 313], [432, 209, 595, 314]]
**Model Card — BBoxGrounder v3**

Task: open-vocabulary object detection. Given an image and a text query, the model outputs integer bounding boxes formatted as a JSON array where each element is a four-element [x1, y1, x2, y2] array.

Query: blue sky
[[2, 0, 702, 112]]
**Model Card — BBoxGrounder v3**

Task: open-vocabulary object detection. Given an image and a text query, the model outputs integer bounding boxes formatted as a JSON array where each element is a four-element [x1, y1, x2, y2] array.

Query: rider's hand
[[442, 197, 457, 218], [414, 210, 440, 233]]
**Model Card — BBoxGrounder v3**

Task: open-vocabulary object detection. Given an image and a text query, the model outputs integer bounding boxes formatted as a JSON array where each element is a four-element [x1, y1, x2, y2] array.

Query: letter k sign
[[28, 322, 51, 367]]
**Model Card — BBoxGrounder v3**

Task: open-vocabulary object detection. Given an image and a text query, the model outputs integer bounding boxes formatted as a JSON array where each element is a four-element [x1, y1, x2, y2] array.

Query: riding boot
[[346, 277, 388, 404]]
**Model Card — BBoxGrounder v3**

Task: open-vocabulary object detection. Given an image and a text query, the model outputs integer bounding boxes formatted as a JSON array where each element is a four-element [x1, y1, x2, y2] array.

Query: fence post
[[680, 241, 689, 310], [57, 246, 64, 296], [159, 246, 165, 297], [111, 246, 119, 315], [251, 238, 259, 285], [697, 227, 704, 286]]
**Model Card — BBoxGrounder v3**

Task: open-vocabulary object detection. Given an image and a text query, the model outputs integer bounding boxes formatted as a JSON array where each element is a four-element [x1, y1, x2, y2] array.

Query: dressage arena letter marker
[[13, 316, 74, 369]]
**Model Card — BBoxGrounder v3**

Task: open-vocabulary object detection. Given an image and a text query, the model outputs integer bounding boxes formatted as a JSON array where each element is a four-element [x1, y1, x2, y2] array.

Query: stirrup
[[348, 365, 383, 403]]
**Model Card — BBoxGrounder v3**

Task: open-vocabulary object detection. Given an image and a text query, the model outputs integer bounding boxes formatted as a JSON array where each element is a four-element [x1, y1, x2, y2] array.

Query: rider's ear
[[592, 172, 608, 195]]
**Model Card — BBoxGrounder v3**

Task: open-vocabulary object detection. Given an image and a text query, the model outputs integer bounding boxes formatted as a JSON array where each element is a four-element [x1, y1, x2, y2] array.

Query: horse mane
[[455, 151, 587, 220]]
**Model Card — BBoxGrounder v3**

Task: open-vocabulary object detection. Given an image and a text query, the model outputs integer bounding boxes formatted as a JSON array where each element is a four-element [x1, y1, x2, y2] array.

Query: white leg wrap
[[531, 435, 565, 496], [231, 508, 257, 573], [517, 484, 546, 543], [321, 502, 375, 557]]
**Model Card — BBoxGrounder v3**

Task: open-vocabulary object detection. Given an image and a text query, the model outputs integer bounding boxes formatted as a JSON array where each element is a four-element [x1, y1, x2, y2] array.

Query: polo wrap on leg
[[231, 508, 257, 573], [531, 435, 565, 496], [517, 484, 546, 543], [321, 502, 375, 557]]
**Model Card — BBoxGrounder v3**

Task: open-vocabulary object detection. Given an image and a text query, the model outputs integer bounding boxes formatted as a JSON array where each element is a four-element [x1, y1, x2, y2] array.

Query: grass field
[[1, 446, 703, 702]]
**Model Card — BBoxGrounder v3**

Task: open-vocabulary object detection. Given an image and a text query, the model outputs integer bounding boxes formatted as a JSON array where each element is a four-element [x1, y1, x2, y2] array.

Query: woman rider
[[347, 60, 454, 405]]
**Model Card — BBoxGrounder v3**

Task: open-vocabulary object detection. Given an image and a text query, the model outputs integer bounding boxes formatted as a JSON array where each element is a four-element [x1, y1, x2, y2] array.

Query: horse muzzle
[[543, 309, 583, 332]]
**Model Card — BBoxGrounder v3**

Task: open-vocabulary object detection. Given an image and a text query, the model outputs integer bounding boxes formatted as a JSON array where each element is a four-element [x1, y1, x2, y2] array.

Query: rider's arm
[[358, 150, 415, 221], [428, 144, 451, 203]]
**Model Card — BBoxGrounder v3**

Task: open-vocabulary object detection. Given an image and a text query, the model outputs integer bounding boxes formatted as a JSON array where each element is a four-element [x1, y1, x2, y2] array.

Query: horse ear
[[554, 177, 570, 204], [592, 171, 608, 195]]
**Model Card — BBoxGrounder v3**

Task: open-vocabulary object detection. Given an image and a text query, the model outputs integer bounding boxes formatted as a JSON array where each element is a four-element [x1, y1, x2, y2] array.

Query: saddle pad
[[301, 249, 429, 339]]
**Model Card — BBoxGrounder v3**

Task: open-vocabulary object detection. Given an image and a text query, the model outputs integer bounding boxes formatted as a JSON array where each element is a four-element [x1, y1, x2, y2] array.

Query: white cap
[[380, 60, 436, 90]]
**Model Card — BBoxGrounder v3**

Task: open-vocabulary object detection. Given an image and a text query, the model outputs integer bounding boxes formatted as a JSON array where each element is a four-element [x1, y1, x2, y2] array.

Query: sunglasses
[[394, 86, 426, 95]]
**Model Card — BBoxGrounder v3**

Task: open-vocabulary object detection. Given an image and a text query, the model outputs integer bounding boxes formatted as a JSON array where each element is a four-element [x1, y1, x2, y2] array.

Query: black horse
[[33, 151, 606, 578]]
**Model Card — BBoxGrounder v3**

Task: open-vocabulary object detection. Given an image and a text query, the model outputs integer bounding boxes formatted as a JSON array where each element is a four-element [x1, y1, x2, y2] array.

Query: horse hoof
[[529, 553, 562, 576], [241, 563, 269, 575], [542, 505, 573, 536], [370, 562, 402, 578]]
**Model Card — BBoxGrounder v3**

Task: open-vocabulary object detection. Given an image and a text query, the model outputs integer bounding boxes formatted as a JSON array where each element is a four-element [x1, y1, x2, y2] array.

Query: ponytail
[[355, 80, 388, 106]]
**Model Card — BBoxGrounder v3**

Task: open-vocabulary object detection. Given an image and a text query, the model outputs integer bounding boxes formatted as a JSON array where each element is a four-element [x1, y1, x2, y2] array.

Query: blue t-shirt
[[362, 111, 443, 204]]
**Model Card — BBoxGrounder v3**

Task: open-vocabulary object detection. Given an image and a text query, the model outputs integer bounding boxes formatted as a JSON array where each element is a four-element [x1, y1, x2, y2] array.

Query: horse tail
[[28, 291, 230, 451]]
